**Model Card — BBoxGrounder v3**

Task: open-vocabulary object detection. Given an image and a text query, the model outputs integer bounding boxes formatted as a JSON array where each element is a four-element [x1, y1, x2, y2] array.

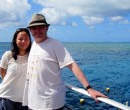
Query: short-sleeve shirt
[[23, 37, 74, 110], [0, 51, 28, 102]]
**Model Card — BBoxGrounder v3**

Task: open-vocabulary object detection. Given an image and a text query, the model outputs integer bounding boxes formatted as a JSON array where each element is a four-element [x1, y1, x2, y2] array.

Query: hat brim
[[27, 23, 50, 28]]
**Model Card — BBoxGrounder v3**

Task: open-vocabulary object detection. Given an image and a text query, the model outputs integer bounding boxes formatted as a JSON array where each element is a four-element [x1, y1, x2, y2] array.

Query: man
[[23, 14, 107, 110]]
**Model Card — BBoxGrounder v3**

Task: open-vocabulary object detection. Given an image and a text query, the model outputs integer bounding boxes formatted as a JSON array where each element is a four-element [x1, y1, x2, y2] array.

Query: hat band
[[29, 20, 48, 25]]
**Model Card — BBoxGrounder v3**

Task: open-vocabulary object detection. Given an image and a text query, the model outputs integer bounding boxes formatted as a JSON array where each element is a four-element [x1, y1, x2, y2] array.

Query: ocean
[[0, 42, 130, 110]]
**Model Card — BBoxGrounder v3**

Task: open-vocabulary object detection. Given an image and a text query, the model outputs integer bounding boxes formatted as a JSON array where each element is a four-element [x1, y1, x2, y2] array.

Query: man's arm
[[67, 62, 90, 88], [67, 62, 108, 102]]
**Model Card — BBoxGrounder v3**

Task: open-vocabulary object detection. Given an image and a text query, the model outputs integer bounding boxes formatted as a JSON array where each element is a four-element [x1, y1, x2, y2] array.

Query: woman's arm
[[0, 67, 6, 80]]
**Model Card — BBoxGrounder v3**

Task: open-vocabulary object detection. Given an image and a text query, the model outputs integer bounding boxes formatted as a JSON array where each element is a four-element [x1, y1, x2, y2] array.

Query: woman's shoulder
[[0, 51, 13, 66], [3, 51, 12, 58], [4, 51, 12, 55]]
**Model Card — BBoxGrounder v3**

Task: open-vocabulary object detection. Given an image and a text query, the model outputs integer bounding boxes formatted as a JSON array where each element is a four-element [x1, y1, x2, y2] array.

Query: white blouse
[[0, 51, 28, 103]]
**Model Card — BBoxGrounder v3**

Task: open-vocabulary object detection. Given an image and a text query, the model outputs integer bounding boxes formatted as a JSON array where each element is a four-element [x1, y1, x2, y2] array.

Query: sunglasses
[[16, 28, 29, 32]]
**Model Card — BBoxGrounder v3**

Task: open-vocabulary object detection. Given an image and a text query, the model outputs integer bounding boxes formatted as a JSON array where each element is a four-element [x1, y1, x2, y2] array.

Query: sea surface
[[0, 42, 130, 110]]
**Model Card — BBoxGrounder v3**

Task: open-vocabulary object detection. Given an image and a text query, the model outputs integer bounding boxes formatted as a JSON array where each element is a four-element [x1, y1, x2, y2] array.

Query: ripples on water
[[62, 42, 130, 110], [0, 42, 11, 58], [0, 42, 130, 110]]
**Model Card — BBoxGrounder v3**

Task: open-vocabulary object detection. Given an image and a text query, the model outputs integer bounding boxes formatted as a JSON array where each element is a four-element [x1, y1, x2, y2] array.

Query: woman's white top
[[0, 51, 28, 103], [23, 37, 74, 110]]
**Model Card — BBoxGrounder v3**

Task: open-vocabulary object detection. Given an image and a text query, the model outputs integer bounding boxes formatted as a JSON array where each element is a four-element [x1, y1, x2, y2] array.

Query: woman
[[0, 28, 31, 110]]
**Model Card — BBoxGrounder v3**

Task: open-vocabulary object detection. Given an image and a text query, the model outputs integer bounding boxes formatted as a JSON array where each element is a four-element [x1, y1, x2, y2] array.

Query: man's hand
[[87, 88, 108, 102]]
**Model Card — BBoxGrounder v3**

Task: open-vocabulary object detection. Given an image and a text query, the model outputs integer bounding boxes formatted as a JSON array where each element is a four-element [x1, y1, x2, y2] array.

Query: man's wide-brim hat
[[27, 14, 50, 28]]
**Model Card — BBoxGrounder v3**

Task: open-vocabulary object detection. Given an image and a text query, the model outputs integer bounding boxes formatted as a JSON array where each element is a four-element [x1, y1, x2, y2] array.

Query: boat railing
[[65, 83, 130, 110]]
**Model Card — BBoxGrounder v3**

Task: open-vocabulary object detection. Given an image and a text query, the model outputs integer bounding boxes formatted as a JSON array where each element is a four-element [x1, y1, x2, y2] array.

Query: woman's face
[[16, 31, 30, 51]]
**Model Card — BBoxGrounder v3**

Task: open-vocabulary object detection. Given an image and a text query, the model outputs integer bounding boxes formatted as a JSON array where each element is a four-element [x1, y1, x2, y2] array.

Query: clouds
[[0, 0, 130, 28], [34, 0, 130, 25], [110, 16, 129, 24], [0, 0, 30, 28], [40, 8, 68, 25], [0, 0, 130, 42], [82, 16, 104, 25]]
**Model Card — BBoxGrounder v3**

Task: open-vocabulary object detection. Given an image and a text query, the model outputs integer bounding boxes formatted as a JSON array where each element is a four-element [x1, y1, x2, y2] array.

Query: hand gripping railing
[[65, 83, 130, 110]]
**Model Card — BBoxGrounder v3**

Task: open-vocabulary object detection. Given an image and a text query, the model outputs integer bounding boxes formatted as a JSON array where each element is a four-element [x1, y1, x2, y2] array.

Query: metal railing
[[65, 83, 130, 110]]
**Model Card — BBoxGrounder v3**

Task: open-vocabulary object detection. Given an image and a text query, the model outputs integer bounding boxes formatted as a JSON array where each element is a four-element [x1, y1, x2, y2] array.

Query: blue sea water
[[0, 42, 130, 110]]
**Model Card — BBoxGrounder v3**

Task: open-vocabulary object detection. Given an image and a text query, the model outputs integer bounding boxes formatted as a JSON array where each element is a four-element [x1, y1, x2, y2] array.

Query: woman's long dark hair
[[11, 28, 32, 60]]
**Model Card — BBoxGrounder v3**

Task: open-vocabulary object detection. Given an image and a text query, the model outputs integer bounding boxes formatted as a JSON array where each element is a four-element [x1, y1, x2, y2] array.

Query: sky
[[0, 0, 130, 42]]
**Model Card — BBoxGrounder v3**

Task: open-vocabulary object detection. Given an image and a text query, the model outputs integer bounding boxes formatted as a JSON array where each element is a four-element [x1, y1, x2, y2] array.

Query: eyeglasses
[[16, 28, 29, 32]]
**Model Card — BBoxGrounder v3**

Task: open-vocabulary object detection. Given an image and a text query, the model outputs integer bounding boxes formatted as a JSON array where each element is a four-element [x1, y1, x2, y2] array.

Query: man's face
[[30, 25, 48, 43]]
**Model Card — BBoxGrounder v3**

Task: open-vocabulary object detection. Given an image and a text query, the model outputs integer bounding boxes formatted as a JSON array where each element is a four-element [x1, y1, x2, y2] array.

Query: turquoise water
[[0, 42, 130, 110]]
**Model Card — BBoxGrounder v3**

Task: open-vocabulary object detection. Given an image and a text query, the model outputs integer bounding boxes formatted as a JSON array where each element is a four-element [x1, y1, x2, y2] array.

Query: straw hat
[[27, 14, 50, 28]]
